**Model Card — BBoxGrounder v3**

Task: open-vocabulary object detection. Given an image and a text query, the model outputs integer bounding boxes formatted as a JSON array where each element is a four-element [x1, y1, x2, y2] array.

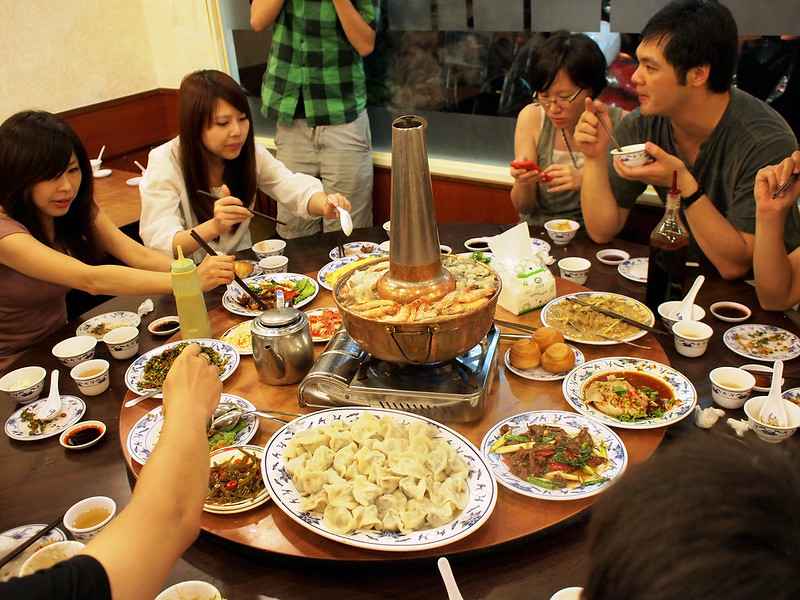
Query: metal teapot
[[250, 300, 314, 386]]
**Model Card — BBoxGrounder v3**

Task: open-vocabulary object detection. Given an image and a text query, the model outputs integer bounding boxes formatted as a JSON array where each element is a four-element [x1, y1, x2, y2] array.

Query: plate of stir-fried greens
[[480, 410, 627, 500], [124, 339, 239, 398]]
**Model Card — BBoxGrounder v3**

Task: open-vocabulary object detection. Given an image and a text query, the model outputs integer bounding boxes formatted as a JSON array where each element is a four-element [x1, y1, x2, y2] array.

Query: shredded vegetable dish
[[207, 448, 266, 505], [544, 294, 651, 342], [138, 343, 229, 391], [489, 423, 610, 490]]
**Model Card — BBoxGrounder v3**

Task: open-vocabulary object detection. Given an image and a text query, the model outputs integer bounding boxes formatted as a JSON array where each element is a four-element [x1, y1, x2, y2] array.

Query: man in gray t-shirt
[[575, 0, 797, 280]]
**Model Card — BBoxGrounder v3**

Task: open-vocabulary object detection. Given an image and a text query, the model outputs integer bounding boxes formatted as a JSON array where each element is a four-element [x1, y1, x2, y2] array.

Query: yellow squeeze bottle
[[171, 245, 212, 340]]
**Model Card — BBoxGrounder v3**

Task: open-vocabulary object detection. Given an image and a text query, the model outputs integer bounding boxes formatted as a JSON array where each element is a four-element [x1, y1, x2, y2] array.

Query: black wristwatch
[[681, 185, 704, 208]]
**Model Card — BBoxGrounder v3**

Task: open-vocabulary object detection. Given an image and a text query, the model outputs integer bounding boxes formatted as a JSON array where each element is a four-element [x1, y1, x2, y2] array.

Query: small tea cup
[[69, 359, 110, 396], [672, 320, 713, 357], [252, 239, 286, 260], [89, 158, 102, 174], [63, 496, 116, 541], [103, 326, 140, 360], [259, 255, 289, 274], [52, 336, 97, 367], [658, 300, 706, 330], [557, 257, 591, 285], [544, 219, 579, 245], [382, 220, 391, 238], [709, 366, 756, 409], [610, 143, 651, 167]]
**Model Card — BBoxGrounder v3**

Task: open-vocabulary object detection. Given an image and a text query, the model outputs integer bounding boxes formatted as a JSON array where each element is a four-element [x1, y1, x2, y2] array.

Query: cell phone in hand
[[510, 160, 552, 182]]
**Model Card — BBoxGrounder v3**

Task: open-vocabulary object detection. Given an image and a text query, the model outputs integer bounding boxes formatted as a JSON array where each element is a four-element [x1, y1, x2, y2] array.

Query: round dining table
[[2, 222, 799, 599]]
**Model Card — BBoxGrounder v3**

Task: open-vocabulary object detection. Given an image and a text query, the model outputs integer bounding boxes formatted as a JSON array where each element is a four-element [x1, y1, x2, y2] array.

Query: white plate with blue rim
[[617, 257, 648, 283], [127, 393, 257, 465], [328, 241, 381, 260], [4, 396, 86, 441], [222, 273, 318, 316], [76, 311, 141, 339], [722, 324, 800, 362], [480, 410, 628, 500], [317, 256, 359, 291], [124, 339, 239, 398], [504, 345, 585, 381], [0, 524, 68, 581], [262, 407, 497, 551], [561, 357, 697, 429]]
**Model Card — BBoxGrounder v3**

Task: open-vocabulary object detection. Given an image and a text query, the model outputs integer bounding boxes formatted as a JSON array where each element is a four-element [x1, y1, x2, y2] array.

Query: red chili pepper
[[535, 450, 555, 456], [549, 462, 572, 471], [565, 451, 575, 459], [225, 480, 237, 491]]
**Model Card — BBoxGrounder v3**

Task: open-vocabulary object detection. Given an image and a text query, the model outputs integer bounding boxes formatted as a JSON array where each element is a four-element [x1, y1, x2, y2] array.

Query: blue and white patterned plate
[[262, 407, 497, 552], [0, 524, 68, 581], [222, 273, 318, 316], [124, 339, 239, 398], [317, 256, 359, 291], [328, 241, 381, 260], [480, 410, 628, 500], [4, 396, 86, 441], [530, 237, 551, 254], [617, 257, 648, 283], [76, 310, 140, 339], [561, 357, 697, 429], [723, 324, 800, 362], [504, 345, 585, 382], [127, 393, 257, 465]]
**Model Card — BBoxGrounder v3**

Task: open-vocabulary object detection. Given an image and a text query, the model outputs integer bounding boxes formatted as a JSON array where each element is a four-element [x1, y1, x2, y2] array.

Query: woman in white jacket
[[139, 70, 350, 263]]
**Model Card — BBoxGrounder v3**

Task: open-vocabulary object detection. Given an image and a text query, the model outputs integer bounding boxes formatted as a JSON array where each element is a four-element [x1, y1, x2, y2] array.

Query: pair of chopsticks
[[772, 172, 800, 200], [196, 189, 286, 226], [566, 296, 669, 336], [188, 230, 267, 310], [493, 319, 538, 334], [595, 108, 623, 152], [0, 514, 64, 570]]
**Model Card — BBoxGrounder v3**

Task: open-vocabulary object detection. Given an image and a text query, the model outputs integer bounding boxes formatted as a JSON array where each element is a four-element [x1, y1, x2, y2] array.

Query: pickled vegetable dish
[[207, 448, 266, 505]]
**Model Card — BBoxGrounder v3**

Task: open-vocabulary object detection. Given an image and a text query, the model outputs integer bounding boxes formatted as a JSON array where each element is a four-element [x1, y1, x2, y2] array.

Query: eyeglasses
[[532, 88, 583, 110]]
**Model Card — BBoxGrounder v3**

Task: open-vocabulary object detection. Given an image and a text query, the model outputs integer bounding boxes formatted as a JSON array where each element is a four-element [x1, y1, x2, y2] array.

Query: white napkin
[[694, 406, 725, 429], [488, 223, 534, 261], [137, 299, 154, 316]]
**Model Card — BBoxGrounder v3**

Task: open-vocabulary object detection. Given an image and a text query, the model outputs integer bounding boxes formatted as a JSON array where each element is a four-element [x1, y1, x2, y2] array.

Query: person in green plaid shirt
[[251, 0, 380, 239]]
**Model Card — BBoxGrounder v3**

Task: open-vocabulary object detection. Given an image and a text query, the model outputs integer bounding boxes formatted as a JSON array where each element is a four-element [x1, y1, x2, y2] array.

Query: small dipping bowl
[[155, 581, 222, 600], [741, 363, 785, 393], [63, 496, 116, 542], [672, 320, 713, 358], [148, 316, 180, 337], [744, 396, 800, 443], [69, 359, 110, 396], [0, 365, 47, 404], [379, 240, 391, 255], [710, 301, 751, 323], [658, 300, 706, 331], [252, 239, 286, 260], [382, 220, 391, 238], [464, 237, 491, 252], [595, 248, 630, 266], [18, 540, 85, 577], [259, 255, 289, 274], [102, 326, 139, 360], [709, 366, 756, 409], [610, 143, 651, 167], [440, 244, 452, 255], [59, 420, 107, 450], [52, 335, 97, 367], [544, 219, 579, 245], [557, 257, 591, 285]]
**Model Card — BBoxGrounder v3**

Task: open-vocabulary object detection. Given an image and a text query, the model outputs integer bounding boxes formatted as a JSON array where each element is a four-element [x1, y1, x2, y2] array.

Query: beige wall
[[0, 0, 219, 123]]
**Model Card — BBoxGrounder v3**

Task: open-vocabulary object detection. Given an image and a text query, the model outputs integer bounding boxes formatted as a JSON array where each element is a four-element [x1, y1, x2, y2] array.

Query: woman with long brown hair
[[139, 69, 350, 262]]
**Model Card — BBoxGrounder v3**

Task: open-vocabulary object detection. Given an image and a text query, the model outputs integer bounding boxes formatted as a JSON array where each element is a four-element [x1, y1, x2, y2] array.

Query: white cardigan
[[139, 137, 323, 263]]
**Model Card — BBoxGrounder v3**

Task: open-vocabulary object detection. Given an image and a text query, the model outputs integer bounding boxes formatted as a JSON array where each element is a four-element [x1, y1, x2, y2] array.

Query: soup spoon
[[758, 360, 788, 427], [36, 370, 62, 421], [338, 207, 353, 236], [437, 557, 465, 600], [670, 275, 705, 321]]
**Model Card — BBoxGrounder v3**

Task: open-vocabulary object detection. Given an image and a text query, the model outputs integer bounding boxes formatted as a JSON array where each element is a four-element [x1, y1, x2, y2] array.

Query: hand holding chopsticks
[[594, 107, 623, 152], [196, 189, 286, 226], [188, 230, 267, 310]]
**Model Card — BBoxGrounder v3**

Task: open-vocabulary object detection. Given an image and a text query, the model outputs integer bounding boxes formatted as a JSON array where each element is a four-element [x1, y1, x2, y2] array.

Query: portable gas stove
[[297, 326, 500, 423]]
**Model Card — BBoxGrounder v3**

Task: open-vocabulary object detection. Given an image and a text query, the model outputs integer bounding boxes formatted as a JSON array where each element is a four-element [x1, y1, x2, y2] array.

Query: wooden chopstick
[[188, 230, 267, 311], [0, 514, 64, 570], [565, 296, 670, 336], [196, 189, 287, 226], [772, 172, 799, 200]]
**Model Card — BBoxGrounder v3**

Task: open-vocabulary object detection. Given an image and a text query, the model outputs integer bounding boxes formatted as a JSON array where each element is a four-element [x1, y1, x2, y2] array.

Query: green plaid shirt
[[261, 0, 380, 127]]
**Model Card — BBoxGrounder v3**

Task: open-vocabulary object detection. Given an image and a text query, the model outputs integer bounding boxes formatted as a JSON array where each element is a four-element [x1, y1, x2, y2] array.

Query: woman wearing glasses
[[510, 32, 626, 226]]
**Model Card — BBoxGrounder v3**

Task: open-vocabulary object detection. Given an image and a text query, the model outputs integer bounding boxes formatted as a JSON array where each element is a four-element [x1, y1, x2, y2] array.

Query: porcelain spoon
[[437, 557, 465, 600], [338, 207, 353, 236], [758, 360, 788, 427], [671, 275, 705, 321], [36, 370, 62, 421]]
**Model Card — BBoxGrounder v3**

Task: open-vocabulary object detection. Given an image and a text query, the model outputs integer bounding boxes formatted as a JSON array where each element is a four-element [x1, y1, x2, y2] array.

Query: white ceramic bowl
[[440, 244, 452, 255], [382, 220, 391, 238], [464, 237, 491, 252], [709, 301, 751, 323], [709, 366, 756, 409], [69, 359, 110, 396], [744, 396, 800, 443], [59, 420, 107, 450], [672, 320, 713, 358], [63, 496, 116, 542], [102, 326, 139, 360], [52, 336, 97, 367], [148, 316, 180, 337], [595, 248, 630, 265], [155, 581, 222, 600], [544, 219, 579, 245], [557, 257, 591, 285], [252, 239, 286, 259], [0, 366, 47, 404], [658, 301, 706, 330], [379, 240, 391, 255], [18, 540, 84, 577], [610, 143, 651, 167], [742, 363, 784, 393], [259, 255, 289, 274]]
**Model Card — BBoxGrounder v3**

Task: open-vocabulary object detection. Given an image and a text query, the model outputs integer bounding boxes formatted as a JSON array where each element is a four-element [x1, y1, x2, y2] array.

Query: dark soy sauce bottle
[[645, 171, 689, 312]]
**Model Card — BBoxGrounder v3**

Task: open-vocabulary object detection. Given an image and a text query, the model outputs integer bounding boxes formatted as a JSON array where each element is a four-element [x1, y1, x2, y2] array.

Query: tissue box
[[494, 258, 556, 315]]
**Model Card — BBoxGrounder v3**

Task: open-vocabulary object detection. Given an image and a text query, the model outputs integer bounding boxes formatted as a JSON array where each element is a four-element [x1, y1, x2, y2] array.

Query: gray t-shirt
[[609, 87, 799, 257]]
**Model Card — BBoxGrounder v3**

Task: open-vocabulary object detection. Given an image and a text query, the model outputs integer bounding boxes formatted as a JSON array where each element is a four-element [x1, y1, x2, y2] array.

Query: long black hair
[[0, 111, 105, 263]]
